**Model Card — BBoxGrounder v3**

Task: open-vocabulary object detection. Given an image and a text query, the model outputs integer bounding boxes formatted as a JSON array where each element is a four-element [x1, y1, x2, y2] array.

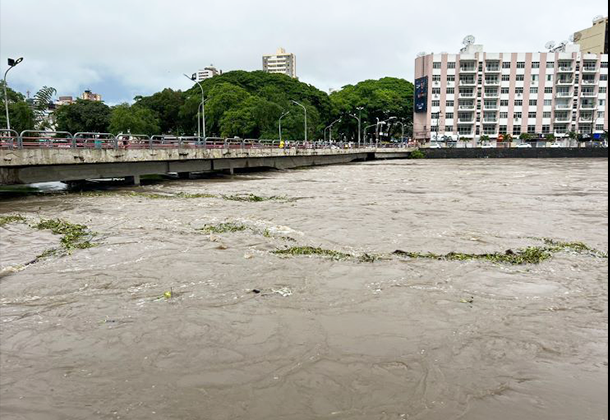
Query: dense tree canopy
[[2, 72, 415, 141], [0, 81, 36, 133], [109, 103, 160, 135], [55, 99, 112, 134], [329, 77, 414, 141]]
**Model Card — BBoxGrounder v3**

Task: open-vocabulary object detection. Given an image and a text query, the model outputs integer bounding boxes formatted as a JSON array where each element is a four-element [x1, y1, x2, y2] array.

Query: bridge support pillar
[[125, 175, 141, 186]]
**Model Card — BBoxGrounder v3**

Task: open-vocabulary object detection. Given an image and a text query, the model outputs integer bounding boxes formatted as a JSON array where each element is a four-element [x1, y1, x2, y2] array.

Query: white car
[[428, 143, 442, 149], [480, 144, 495, 149], [516, 143, 532, 148], [549, 143, 562, 148]]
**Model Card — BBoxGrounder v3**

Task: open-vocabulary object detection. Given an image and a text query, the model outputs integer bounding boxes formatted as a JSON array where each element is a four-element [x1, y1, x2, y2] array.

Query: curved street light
[[324, 118, 341, 143], [184, 73, 206, 140], [4, 57, 24, 131], [364, 123, 376, 146], [349, 106, 364, 147], [291, 100, 307, 143], [279, 110, 290, 142]]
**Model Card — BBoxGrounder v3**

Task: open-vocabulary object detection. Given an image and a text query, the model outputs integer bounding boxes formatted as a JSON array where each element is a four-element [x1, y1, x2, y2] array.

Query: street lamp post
[[3, 57, 24, 131], [325, 118, 341, 143], [364, 124, 376, 146], [291, 100, 307, 143], [184, 73, 206, 140], [279, 111, 290, 142], [350, 106, 364, 147]]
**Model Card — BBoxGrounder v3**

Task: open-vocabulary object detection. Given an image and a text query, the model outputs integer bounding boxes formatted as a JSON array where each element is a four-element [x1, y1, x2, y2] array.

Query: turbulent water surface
[[0, 159, 608, 420]]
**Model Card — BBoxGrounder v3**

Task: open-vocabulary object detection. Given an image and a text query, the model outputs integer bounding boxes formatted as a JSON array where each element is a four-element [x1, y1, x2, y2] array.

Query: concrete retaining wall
[[422, 148, 609, 159]]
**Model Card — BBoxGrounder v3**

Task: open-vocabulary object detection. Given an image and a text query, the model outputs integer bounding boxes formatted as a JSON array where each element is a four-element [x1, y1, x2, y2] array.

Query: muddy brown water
[[0, 159, 608, 420]]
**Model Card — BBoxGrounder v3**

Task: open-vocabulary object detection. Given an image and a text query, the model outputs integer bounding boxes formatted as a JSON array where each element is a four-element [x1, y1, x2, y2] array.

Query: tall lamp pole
[[291, 100, 307, 143], [184, 73, 206, 140], [364, 124, 376, 146], [350, 106, 364, 147], [3, 57, 23, 131], [279, 111, 290, 141], [325, 118, 341, 143]]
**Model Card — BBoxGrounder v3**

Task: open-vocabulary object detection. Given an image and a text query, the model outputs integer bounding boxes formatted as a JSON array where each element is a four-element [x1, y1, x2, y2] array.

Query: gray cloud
[[1, 0, 607, 102]]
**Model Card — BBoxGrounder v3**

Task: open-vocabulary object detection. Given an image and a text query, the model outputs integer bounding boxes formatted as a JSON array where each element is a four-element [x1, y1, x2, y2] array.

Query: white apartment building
[[414, 44, 609, 143], [263, 48, 297, 78], [197, 65, 221, 82]]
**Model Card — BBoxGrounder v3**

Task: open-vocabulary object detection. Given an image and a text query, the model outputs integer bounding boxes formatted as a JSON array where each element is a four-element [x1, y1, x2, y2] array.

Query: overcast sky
[[1, 0, 607, 104]]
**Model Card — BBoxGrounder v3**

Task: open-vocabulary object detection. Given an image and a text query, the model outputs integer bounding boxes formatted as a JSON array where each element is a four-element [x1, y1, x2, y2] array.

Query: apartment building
[[197, 65, 221, 82], [413, 43, 609, 143], [80, 90, 102, 102], [574, 16, 609, 55], [263, 48, 297, 78]]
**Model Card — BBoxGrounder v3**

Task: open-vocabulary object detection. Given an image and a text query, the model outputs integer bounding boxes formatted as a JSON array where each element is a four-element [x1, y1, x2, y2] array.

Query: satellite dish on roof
[[593, 15, 605, 23], [417, 52, 427, 57], [568, 34, 576, 42], [545, 41, 556, 51], [463, 35, 476, 46], [572, 32, 583, 42]]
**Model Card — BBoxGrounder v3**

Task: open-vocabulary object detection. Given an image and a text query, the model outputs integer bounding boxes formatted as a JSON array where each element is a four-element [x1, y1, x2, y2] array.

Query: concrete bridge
[[0, 132, 415, 185]]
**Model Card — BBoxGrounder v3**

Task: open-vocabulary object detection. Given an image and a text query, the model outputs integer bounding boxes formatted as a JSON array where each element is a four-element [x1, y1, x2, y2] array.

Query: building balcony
[[581, 79, 598, 85], [581, 91, 597, 97], [459, 80, 477, 86], [483, 119, 498, 123], [556, 78, 574, 85], [555, 103, 572, 110], [460, 67, 478, 73], [579, 116, 595, 123], [557, 66, 574, 73], [484, 79, 501, 86], [485, 66, 501, 73], [484, 105, 499, 110], [555, 91, 572, 98], [554, 116, 572, 123], [458, 105, 476, 111], [485, 92, 500, 98], [582, 66, 598, 73], [581, 103, 597, 110], [458, 119, 475, 123], [459, 92, 476, 98]]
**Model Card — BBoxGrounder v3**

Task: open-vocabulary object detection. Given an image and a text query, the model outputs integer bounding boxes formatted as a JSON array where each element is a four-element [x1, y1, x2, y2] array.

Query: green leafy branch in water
[[221, 194, 295, 203], [200, 222, 296, 242], [272, 240, 607, 266], [0, 215, 27, 227], [80, 190, 295, 203], [34, 219, 96, 252]]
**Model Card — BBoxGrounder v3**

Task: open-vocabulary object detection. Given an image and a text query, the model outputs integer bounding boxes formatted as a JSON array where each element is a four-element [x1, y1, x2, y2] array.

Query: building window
[[516, 75, 525, 81], [446, 112, 454, 119], [547, 62, 555, 68], [596, 124, 605, 131], [516, 87, 524, 94], [599, 87, 607, 94], [529, 100, 538, 106], [514, 112, 523, 119], [598, 111, 605, 119], [433, 75, 441, 82], [500, 100, 509, 106], [503, 62, 511, 69], [544, 99, 553, 106], [532, 62, 540, 69], [501, 87, 510, 94], [543, 112, 552, 118], [601, 75, 608, 81], [432, 100, 440, 107], [547, 75, 553, 82], [502, 75, 511, 82], [515, 100, 523, 106], [513, 126, 522, 135], [530, 87, 539, 94], [528, 125, 537, 134], [446, 100, 455, 107], [601, 62, 608, 69], [600, 99, 606, 106], [433, 62, 442, 69], [500, 112, 509, 119], [445, 125, 454, 132], [517, 62, 526, 69], [528, 112, 537, 118], [447, 88, 455, 94], [545, 87, 553, 94], [532, 74, 539, 82], [447, 75, 456, 82], [542, 125, 551, 134]]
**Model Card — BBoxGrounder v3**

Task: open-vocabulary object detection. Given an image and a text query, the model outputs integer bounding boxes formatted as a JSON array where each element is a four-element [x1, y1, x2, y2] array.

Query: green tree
[[0, 81, 35, 133], [55, 99, 112, 133], [133, 88, 184, 134], [109, 103, 160, 135], [33, 86, 57, 130]]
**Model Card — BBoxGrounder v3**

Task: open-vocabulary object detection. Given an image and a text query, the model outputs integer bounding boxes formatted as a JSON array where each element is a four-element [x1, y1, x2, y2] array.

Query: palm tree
[[33, 86, 57, 130]]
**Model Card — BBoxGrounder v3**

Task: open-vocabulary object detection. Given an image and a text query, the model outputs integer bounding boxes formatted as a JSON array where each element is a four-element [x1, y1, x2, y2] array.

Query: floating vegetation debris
[[273, 246, 354, 261], [539, 238, 608, 258], [79, 190, 296, 203], [0, 215, 27, 227], [200, 223, 249, 234], [34, 219, 96, 252], [221, 193, 294, 203], [392, 247, 554, 265]]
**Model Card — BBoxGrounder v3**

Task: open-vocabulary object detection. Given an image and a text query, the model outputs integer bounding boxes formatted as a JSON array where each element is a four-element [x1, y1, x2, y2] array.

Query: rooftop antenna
[[417, 51, 427, 57], [545, 41, 556, 51], [593, 15, 605, 23]]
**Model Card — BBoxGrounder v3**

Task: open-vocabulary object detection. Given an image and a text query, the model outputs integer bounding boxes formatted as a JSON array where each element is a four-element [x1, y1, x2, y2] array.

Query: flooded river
[[0, 159, 608, 420]]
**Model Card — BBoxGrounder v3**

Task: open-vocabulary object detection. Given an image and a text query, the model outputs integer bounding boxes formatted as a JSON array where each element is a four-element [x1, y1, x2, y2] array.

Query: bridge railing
[[0, 129, 20, 149], [0, 131, 406, 151], [20, 131, 74, 149]]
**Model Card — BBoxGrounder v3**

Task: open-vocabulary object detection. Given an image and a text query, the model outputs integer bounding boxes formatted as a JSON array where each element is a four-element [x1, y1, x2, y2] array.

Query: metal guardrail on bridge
[[0, 131, 410, 151]]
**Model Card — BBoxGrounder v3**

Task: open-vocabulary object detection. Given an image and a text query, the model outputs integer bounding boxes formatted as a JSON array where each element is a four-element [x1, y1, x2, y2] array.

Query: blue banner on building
[[414, 76, 428, 113]]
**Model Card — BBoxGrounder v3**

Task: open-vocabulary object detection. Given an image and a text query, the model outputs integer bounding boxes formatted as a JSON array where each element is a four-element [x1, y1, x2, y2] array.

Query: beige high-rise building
[[262, 48, 297, 78], [81, 90, 102, 102], [573, 16, 608, 55]]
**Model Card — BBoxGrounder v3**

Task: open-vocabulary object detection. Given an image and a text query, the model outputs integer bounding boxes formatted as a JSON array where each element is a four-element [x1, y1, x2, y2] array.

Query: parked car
[[516, 143, 532, 148], [428, 142, 442, 149]]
